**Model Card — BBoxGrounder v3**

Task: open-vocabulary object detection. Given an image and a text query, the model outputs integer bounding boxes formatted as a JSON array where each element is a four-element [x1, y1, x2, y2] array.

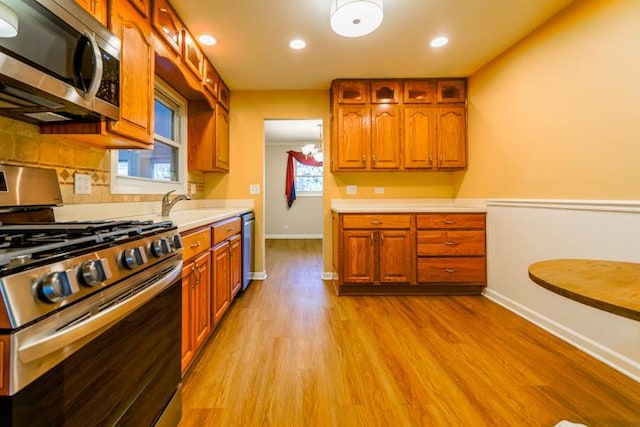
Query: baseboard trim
[[250, 271, 267, 280], [483, 288, 640, 382], [265, 234, 323, 239]]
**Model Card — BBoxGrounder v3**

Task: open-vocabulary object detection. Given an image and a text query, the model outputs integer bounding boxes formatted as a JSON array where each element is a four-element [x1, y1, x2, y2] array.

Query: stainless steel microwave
[[0, 0, 120, 124]]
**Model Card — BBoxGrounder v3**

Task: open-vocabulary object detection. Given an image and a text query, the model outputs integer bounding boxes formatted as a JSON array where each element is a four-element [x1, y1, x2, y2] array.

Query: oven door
[[0, 256, 182, 427]]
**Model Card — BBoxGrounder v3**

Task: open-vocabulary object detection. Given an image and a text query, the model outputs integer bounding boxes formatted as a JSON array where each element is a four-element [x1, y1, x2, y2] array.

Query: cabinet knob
[[444, 241, 460, 246], [370, 220, 382, 225], [372, 155, 377, 164], [444, 268, 458, 274], [443, 220, 455, 225], [190, 241, 201, 249], [428, 155, 433, 164], [362, 154, 366, 163]]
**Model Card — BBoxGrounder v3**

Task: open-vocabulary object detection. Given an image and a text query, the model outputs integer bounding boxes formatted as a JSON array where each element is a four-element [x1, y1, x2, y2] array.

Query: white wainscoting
[[485, 199, 640, 382]]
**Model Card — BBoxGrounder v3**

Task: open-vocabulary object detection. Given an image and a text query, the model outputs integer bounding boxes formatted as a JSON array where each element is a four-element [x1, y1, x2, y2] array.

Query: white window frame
[[110, 78, 188, 195], [294, 161, 323, 197]]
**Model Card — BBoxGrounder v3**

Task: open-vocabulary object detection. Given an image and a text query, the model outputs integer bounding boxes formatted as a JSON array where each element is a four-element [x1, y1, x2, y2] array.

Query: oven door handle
[[18, 261, 183, 364]]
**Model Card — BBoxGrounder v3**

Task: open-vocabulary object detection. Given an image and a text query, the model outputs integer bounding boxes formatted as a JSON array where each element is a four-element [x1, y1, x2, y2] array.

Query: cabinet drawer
[[417, 257, 486, 283], [417, 214, 485, 229], [342, 214, 412, 229], [182, 228, 211, 260], [212, 217, 241, 245], [417, 231, 485, 256]]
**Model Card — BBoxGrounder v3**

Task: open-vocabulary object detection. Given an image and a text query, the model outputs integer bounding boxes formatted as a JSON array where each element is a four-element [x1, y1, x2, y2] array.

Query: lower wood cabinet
[[333, 211, 486, 295], [181, 240, 212, 373], [180, 216, 242, 374]]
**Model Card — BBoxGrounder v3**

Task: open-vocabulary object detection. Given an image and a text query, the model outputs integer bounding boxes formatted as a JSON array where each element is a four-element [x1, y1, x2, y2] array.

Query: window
[[111, 79, 187, 194], [295, 162, 323, 195]]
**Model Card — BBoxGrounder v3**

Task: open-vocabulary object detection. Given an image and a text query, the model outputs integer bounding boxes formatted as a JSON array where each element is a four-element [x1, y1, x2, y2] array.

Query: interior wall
[[204, 90, 331, 277], [456, 0, 640, 199], [265, 143, 323, 238]]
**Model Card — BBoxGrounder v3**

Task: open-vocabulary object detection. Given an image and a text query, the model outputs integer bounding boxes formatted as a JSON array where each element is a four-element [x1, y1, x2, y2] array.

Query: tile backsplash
[[0, 117, 205, 204]]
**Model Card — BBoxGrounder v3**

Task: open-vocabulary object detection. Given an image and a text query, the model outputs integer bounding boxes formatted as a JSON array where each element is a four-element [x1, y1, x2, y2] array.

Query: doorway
[[263, 119, 324, 239]]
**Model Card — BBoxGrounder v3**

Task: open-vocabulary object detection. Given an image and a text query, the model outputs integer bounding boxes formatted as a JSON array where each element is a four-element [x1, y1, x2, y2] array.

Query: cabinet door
[[371, 80, 400, 104], [230, 235, 242, 297], [437, 107, 466, 169], [342, 230, 375, 283], [404, 107, 436, 169], [203, 60, 219, 100], [218, 79, 230, 111], [437, 80, 466, 103], [335, 106, 370, 170], [404, 80, 435, 104], [75, 0, 107, 25], [379, 230, 413, 283], [335, 80, 368, 104], [181, 263, 195, 373], [193, 252, 212, 349], [109, 0, 154, 144], [183, 30, 204, 80], [128, 0, 149, 17], [212, 242, 231, 325], [371, 105, 401, 169], [215, 105, 230, 171], [187, 101, 216, 171], [152, 0, 183, 55]]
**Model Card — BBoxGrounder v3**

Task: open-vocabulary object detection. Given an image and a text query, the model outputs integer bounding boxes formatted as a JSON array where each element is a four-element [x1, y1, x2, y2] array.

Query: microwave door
[[73, 31, 103, 100]]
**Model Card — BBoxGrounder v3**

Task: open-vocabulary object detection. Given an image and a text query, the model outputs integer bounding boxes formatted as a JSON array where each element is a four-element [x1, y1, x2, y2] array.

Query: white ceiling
[[264, 119, 324, 144], [171, 0, 575, 91]]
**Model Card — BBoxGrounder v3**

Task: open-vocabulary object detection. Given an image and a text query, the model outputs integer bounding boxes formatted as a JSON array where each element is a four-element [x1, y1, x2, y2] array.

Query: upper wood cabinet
[[371, 80, 400, 104], [218, 79, 230, 110], [404, 80, 436, 104], [128, 0, 149, 17], [188, 100, 229, 172], [183, 29, 204, 80], [331, 78, 467, 172], [203, 60, 219, 101], [215, 103, 230, 171], [108, 0, 155, 144], [75, 0, 107, 25], [152, 0, 183, 55]]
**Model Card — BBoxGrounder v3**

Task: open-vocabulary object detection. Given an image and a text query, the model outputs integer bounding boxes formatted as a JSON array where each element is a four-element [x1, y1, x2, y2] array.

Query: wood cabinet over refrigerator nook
[[330, 78, 467, 172]]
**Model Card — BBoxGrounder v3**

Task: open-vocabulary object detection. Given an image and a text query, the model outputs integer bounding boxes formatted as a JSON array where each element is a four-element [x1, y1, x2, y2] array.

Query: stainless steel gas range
[[0, 165, 183, 426]]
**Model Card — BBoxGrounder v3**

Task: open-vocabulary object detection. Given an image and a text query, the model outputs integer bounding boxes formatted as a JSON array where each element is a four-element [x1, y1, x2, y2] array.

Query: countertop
[[125, 207, 252, 233], [330, 198, 486, 213]]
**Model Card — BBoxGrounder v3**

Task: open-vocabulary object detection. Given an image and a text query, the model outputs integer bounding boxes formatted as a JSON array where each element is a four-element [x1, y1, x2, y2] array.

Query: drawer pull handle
[[443, 220, 455, 225], [445, 268, 458, 273], [445, 241, 460, 246], [227, 227, 234, 232], [190, 241, 201, 249], [370, 220, 383, 225]]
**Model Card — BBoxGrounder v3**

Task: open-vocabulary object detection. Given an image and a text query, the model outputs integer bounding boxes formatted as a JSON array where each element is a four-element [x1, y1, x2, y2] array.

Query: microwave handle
[[76, 30, 104, 101]]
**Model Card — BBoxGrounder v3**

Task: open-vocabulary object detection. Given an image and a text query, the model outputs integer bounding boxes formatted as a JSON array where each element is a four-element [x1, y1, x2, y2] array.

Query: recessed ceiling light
[[289, 39, 306, 50], [430, 36, 449, 48], [198, 34, 217, 46]]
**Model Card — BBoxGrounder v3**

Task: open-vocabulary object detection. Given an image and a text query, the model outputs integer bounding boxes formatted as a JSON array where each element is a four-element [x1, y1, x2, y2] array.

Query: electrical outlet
[[74, 173, 92, 195], [190, 184, 197, 194], [374, 187, 385, 194], [346, 185, 357, 195], [249, 184, 260, 195]]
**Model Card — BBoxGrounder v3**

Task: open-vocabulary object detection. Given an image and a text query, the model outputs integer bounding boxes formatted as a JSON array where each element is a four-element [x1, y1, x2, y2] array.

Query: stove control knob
[[80, 258, 112, 286], [122, 247, 148, 269], [38, 271, 74, 303], [150, 238, 172, 257], [171, 235, 183, 251]]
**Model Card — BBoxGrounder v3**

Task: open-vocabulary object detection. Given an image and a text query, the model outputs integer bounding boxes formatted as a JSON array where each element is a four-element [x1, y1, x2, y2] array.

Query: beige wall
[[455, 0, 640, 199], [204, 91, 331, 275]]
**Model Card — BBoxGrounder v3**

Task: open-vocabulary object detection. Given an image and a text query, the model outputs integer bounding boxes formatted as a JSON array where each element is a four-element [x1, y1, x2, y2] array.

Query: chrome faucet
[[161, 190, 191, 216]]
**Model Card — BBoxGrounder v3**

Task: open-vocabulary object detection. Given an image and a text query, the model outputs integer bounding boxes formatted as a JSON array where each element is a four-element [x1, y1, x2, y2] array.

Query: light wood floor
[[180, 239, 640, 426]]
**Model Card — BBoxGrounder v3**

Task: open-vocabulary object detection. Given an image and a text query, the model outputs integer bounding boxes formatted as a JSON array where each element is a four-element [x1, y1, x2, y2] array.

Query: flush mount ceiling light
[[0, 2, 18, 38], [198, 34, 217, 46], [289, 39, 306, 50], [430, 36, 449, 48], [330, 0, 383, 38]]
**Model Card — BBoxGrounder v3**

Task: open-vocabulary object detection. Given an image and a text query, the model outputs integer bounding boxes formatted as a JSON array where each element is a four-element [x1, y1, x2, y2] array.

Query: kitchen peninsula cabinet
[[41, 0, 154, 148], [330, 78, 467, 172], [333, 209, 486, 295], [181, 228, 212, 373], [339, 214, 414, 285]]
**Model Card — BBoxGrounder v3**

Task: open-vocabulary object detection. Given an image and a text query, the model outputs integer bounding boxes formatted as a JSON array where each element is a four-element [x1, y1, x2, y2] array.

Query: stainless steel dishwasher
[[240, 211, 255, 291]]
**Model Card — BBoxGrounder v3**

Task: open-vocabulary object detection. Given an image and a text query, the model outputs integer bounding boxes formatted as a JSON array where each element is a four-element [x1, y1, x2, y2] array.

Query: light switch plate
[[249, 184, 260, 195], [74, 173, 92, 195], [346, 185, 357, 195]]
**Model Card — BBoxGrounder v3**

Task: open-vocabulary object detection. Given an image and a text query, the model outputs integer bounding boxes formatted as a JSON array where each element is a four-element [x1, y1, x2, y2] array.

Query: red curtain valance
[[285, 151, 323, 208]]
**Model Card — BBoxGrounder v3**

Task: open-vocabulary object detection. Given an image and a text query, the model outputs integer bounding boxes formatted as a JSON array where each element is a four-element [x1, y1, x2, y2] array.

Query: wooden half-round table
[[528, 259, 640, 322]]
